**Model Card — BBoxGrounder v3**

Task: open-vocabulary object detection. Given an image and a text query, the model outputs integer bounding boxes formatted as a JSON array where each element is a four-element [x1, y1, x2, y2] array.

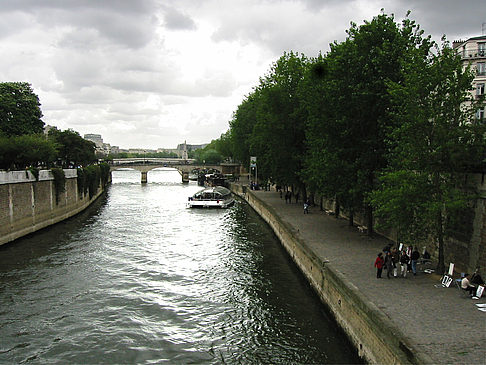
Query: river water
[[0, 169, 361, 364]]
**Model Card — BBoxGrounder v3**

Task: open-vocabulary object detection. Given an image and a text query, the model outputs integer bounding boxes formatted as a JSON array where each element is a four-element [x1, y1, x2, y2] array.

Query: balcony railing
[[460, 49, 486, 59]]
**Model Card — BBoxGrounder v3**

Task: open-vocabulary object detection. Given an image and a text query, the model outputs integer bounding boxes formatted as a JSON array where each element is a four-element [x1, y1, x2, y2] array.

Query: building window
[[477, 107, 485, 122], [477, 62, 486, 76], [478, 43, 486, 57], [477, 83, 485, 97]]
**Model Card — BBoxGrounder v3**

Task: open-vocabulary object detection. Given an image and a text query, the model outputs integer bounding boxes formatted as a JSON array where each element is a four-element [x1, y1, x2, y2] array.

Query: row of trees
[[211, 12, 486, 273], [0, 82, 97, 170]]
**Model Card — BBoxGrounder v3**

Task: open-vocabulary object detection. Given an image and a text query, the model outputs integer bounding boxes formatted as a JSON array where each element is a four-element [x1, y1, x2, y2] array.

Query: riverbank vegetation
[[0, 82, 98, 170], [0, 82, 110, 204], [212, 12, 486, 274]]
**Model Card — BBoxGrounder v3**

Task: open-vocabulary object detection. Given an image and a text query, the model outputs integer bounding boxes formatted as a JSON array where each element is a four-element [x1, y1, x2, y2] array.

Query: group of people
[[374, 244, 421, 279]]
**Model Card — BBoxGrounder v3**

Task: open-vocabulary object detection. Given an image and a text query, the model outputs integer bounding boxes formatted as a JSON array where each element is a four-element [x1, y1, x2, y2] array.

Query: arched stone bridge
[[109, 158, 241, 183]]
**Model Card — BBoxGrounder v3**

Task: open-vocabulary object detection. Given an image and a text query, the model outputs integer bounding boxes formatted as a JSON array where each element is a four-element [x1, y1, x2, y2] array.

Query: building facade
[[453, 35, 486, 120]]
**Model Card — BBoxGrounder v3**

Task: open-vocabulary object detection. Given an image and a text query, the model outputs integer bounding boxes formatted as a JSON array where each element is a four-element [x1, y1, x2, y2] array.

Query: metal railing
[[459, 49, 486, 59]]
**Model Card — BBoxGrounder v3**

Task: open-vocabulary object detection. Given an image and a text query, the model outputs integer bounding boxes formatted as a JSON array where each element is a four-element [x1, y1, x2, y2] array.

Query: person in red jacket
[[374, 252, 385, 278]]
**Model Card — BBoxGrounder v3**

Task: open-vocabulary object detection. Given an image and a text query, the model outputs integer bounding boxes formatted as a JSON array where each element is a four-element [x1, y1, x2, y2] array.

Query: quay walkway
[[244, 187, 486, 364]]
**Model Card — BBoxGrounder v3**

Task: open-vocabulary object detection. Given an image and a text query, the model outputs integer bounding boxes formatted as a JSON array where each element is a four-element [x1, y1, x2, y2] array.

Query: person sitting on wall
[[461, 274, 477, 297]]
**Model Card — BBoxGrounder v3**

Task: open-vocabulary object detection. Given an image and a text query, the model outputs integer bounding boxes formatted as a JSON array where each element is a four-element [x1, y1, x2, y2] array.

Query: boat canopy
[[192, 186, 231, 200]]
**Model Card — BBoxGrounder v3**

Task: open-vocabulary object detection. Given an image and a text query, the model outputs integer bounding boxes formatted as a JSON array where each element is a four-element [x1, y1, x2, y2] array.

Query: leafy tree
[[369, 41, 486, 274], [0, 82, 44, 137], [0, 134, 57, 170], [302, 12, 432, 230], [250, 52, 308, 190], [194, 148, 223, 164], [48, 128, 97, 167], [229, 90, 261, 167]]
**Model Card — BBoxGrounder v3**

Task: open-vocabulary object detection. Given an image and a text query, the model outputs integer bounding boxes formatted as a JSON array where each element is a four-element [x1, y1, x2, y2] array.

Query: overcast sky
[[1, 0, 484, 149]]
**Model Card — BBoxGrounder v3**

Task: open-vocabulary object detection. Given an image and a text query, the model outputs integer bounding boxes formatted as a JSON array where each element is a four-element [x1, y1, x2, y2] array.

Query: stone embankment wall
[[230, 183, 429, 365], [0, 169, 106, 246]]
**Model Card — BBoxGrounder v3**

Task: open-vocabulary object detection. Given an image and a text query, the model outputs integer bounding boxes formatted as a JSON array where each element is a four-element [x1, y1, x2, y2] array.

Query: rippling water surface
[[0, 169, 360, 364]]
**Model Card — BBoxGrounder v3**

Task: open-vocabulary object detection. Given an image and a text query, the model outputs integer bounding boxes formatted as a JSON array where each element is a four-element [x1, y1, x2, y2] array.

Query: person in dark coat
[[384, 251, 394, 279], [411, 247, 420, 276]]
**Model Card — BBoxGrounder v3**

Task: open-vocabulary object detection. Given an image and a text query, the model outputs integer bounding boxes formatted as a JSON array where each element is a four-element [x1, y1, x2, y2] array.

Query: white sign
[[448, 263, 454, 276], [476, 285, 484, 298], [250, 156, 257, 167], [441, 275, 453, 287]]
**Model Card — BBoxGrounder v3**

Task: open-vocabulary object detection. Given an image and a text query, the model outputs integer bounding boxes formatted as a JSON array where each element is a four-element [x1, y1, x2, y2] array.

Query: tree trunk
[[366, 204, 373, 236], [367, 172, 374, 236], [334, 196, 340, 218], [436, 209, 445, 275]]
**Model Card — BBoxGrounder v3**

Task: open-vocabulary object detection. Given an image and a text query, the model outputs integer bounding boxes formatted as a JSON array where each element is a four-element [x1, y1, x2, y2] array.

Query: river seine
[[0, 169, 361, 364]]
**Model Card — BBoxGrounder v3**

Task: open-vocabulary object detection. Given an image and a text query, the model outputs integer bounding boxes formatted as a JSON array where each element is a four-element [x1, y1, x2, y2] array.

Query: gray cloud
[[161, 5, 197, 31], [1, 0, 484, 149]]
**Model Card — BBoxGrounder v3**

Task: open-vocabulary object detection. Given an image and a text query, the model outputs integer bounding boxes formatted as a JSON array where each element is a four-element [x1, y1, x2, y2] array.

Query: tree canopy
[[0, 82, 44, 137], [215, 11, 485, 268]]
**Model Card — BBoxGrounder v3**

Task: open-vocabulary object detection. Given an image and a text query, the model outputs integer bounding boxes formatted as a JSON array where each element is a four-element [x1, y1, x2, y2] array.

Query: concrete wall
[[230, 183, 430, 364], [0, 169, 105, 246]]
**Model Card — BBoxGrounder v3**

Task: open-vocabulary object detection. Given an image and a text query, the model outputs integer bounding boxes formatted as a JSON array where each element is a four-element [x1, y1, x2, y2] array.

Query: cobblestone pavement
[[249, 188, 486, 365]]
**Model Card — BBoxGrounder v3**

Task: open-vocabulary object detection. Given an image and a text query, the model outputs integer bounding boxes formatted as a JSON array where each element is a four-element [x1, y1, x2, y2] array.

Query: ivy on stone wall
[[100, 163, 110, 187], [75, 163, 110, 199], [76, 168, 86, 197], [51, 168, 66, 204], [84, 165, 100, 199], [28, 166, 39, 181]]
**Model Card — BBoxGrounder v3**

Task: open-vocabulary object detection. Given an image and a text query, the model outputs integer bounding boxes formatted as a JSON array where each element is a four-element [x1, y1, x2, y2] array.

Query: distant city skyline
[[1, 1, 485, 149]]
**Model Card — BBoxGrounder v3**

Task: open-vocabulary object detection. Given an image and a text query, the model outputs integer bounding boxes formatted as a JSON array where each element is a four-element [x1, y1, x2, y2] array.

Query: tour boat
[[187, 186, 235, 208]]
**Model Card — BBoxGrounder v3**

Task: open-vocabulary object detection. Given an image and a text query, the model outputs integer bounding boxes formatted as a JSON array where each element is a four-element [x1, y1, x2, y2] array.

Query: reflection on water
[[0, 168, 361, 364]]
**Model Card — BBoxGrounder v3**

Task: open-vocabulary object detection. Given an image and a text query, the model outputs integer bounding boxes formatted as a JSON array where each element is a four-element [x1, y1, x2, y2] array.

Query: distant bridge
[[109, 158, 241, 183]]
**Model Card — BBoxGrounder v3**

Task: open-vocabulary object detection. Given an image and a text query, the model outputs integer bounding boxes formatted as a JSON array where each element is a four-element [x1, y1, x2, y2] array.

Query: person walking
[[374, 253, 384, 278], [399, 251, 409, 278]]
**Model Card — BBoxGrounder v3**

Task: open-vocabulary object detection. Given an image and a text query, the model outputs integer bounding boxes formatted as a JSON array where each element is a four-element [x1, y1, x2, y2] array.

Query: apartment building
[[453, 35, 486, 120]]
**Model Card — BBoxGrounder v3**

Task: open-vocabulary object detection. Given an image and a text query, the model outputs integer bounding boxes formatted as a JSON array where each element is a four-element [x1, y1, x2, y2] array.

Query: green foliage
[[77, 167, 86, 196], [84, 165, 101, 199], [48, 127, 97, 167], [212, 10, 486, 265], [0, 82, 44, 137], [28, 166, 40, 181], [76, 163, 110, 198], [370, 40, 486, 273], [229, 51, 309, 188], [194, 148, 223, 164], [51, 167, 66, 204], [0, 134, 57, 170], [99, 163, 111, 187]]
